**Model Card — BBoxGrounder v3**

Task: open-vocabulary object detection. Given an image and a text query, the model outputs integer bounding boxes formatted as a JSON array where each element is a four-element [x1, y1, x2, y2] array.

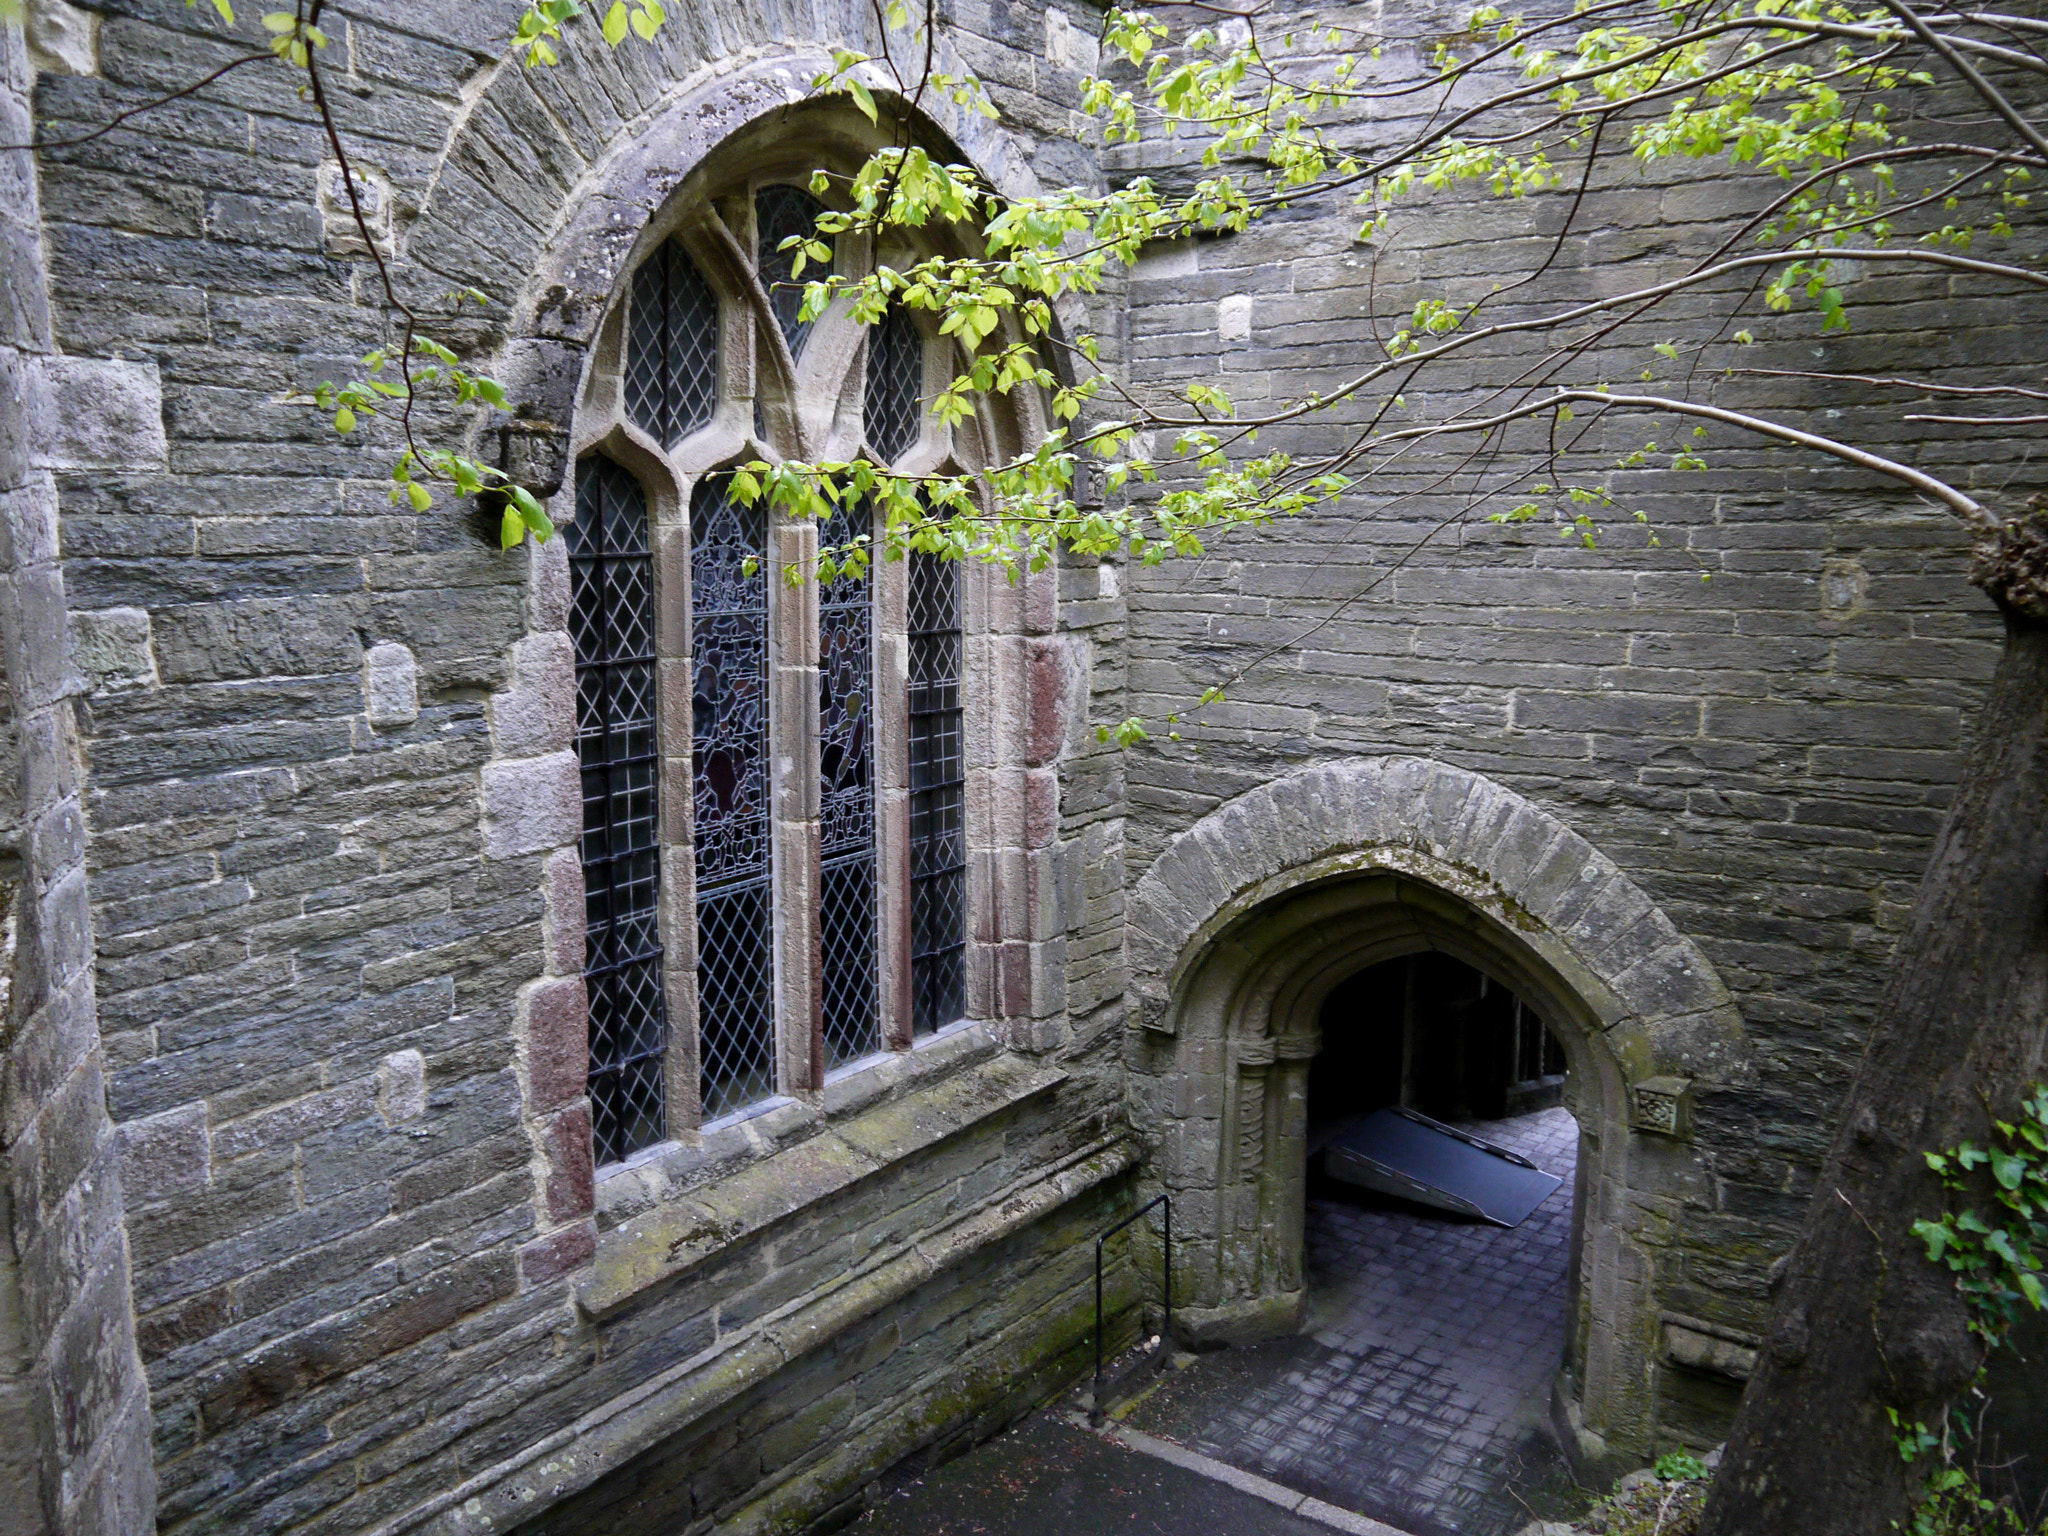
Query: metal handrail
[[1091, 1192, 1171, 1427]]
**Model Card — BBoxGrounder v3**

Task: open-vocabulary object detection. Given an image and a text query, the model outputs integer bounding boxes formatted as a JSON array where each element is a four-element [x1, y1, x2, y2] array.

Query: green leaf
[[508, 485, 556, 542], [1912, 1218, 1951, 1263], [501, 505, 527, 549], [603, 1, 628, 44], [848, 78, 878, 124], [333, 407, 356, 434], [408, 481, 433, 513]]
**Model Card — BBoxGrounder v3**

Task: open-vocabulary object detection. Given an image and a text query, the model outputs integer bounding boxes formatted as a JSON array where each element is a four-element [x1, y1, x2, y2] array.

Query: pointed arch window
[[626, 238, 720, 447], [690, 475, 777, 1118], [563, 161, 1028, 1163], [568, 457, 669, 1164], [755, 185, 828, 359], [818, 491, 877, 1067], [905, 549, 965, 1036], [864, 306, 923, 464]]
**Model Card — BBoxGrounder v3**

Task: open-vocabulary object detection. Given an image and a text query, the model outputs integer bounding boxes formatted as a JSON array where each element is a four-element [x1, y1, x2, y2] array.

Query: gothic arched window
[[562, 155, 1017, 1161]]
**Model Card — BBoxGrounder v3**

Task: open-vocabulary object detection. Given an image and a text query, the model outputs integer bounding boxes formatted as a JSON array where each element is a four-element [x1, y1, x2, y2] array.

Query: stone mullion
[[772, 514, 824, 1096], [873, 550, 913, 1051], [652, 499, 701, 1131], [960, 560, 1001, 1025]]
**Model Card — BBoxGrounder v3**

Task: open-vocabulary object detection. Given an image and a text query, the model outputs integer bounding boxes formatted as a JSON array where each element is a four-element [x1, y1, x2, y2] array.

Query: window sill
[[594, 1021, 1000, 1232], [580, 1046, 1066, 1318]]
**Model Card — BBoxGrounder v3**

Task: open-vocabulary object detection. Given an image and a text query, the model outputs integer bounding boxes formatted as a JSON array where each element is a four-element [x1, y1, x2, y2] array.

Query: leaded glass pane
[[819, 498, 877, 1066], [691, 474, 777, 1117], [907, 550, 966, 1035], [864, 306, 923, 464], [755, 184, 828, 359], [568, 457, 669, 1165], [626, 238, 719, 448]]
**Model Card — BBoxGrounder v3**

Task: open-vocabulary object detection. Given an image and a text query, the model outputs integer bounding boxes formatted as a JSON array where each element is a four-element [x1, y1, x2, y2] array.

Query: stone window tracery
[[563, 160, 1013, 1162]]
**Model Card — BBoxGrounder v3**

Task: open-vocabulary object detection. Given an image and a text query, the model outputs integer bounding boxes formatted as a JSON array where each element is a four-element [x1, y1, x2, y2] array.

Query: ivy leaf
[[1913, 1218, 1951, 1263], [501, 505, 527, 549], [407, 481, 433, 513], [603, 1, 628, 45]]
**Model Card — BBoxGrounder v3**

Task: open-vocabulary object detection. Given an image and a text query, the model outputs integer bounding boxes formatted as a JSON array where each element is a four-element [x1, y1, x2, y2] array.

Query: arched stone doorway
[[1127, 758, 1750, 1464]]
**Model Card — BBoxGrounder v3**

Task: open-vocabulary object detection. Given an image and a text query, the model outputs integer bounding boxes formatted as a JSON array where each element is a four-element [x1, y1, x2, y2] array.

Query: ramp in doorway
[[1318, 1108, 1563, 1227]]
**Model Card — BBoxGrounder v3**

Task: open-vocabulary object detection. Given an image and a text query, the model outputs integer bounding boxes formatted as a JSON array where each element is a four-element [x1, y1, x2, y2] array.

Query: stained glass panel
[[756, 184, 828, 359], [568, 456, 669, 1164], [691, 474, 777, 1118], [907, 550, 966, 1035], [864, 306, 923, 464], [819, 497, 877, 1066], [625, 238, 719, 447]]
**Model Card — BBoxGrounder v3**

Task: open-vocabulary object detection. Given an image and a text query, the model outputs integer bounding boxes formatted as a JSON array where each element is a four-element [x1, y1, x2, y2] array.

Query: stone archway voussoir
[[1129, 757, 1747, 1083]]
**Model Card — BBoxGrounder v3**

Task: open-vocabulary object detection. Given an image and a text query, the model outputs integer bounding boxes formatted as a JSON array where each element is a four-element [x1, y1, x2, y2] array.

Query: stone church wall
[[0, 17, 157, 1536], [2, 0, 2032, 1525], [21, 1, 1136, 1532], [1109, 0, 2021, 1457]]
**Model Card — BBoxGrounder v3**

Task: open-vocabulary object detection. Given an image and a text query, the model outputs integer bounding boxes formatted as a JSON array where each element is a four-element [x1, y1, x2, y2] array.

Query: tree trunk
[[1699, 604, 2048, 1536]]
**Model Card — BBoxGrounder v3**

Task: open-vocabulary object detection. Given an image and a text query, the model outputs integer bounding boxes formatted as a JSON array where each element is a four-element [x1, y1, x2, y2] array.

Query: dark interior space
[[1309, 952, 1566, 1136]]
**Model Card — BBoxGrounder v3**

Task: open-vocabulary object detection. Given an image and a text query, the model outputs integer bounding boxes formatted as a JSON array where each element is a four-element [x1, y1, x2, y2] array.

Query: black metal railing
[[1091, 1193, 1171, 1427]]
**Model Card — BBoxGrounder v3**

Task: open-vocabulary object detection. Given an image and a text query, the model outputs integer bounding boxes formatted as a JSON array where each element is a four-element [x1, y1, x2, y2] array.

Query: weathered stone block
[[540, 845, 586, 978], [118, 1101, 208, 1206], [29, 357, 166, 472], [518, 1220, 596, 1290], [362, 640, 421, 728], [489, 632, 574, 759], [68, 606, 155, 693], [480, 750, 580, 860], [545, 1104, 596, 1223], [0, 476, 58, 570], [379, 1050, 428, 1123], [521, 975, 588, 1113], [26, 0, 100, 76]]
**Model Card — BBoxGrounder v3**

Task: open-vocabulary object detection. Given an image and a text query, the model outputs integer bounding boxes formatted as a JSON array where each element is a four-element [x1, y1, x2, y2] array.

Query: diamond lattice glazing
[[863, 306, 923, 463], [755, 185, 827, 360], [818, 496, 877, 1065], [568, 457, 669, 1164], [907, 549, 966, 1035], [691, 474, 776, 1117], [625, 238, 719, 447]]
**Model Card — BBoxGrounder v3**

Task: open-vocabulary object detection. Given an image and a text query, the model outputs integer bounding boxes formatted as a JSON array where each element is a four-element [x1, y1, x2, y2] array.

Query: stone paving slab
[[1123, 1109, 1584, 1536]]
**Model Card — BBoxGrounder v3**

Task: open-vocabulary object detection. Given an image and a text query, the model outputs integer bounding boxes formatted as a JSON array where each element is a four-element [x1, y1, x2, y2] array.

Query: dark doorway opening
[[1310, 951, 1567, 1137], [1120, 951, 1586, 1534]]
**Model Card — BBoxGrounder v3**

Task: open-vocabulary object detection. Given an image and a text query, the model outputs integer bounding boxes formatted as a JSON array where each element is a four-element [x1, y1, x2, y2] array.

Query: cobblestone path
[[1123, 1107, 1583, 1536]]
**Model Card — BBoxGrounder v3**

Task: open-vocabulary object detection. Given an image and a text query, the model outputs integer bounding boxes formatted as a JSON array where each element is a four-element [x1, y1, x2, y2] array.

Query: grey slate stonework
[[0, 20, 156, 1536], [0, 0, 2027, 1530]]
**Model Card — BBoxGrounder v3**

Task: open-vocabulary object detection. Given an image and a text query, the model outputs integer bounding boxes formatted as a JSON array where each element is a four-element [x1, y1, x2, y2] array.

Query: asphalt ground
[[845, 1412, 1346, 1536]]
